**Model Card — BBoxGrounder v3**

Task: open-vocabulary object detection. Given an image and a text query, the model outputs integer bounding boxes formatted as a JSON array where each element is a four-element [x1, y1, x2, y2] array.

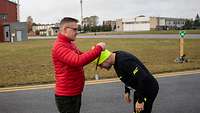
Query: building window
[[0, 14, 7, 21], [174, 21, 176, 24]]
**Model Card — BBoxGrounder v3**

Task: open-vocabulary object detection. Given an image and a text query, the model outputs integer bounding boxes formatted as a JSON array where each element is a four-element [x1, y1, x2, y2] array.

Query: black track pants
[[133, 85, 159, 113], [55, 94, 81, 113]]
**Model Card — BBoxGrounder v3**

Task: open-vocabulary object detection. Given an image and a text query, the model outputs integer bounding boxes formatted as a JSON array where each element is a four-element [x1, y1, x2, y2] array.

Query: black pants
[[55, 94, 82, 113], [133, 84, 159, 113]]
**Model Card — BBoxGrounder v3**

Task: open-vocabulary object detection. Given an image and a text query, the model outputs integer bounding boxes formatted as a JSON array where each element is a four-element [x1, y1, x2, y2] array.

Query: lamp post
[[17, 0, 20, 22], [80, 0, 83, 29]]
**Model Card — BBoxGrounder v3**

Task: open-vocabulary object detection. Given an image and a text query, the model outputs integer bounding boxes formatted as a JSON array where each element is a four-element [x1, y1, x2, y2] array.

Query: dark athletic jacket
[[113, 51, 159, 103]]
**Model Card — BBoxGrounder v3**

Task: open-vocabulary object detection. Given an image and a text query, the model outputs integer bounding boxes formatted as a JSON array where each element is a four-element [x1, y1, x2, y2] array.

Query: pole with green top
[[179, 31, 185, 58], [175, 31, 188, 63]]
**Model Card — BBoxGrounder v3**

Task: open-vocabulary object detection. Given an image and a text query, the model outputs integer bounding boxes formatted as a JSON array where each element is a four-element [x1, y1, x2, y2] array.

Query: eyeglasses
[[66, 27, 78, 31]]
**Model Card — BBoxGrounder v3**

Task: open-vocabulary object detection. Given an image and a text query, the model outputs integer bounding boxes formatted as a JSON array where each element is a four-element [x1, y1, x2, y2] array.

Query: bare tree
[[27, 16, 33, 33]]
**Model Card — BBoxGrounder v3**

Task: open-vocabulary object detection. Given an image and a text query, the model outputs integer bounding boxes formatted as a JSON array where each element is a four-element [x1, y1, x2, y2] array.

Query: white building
[[116, 16, 188, 32], [47, 27, 59, 36], [32, 23, 59, 36], [123, 15, 150, 31], [155, 17, 186, 30]]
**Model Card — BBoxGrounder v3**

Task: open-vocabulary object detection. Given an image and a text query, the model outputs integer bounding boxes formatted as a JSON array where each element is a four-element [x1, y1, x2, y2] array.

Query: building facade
[[116, 15, 150, 32], [103, 20, 116, 31], [4, 22, 28, 42], [151, 17, 187, 30], [32, 23, 59, 36], [116, 16, 188, 32], [47, 27, 59, 36], [82, 16, 98, 27], [0, 0, 17, 42]]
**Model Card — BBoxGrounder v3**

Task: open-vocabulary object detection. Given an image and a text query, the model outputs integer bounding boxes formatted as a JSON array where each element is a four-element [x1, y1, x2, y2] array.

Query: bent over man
[[95, 50, 159, 113]]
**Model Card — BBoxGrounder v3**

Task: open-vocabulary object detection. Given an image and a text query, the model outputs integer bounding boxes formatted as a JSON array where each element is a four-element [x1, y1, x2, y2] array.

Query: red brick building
[[0, 0, 17, 42]]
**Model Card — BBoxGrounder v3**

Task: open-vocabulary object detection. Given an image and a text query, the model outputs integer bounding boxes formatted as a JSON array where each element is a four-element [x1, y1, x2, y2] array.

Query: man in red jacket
[[52, 17, 105, 113]]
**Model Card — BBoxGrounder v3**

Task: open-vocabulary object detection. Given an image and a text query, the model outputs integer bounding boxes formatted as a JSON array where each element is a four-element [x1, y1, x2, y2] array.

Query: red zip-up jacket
[[52, 33, 102, 96]]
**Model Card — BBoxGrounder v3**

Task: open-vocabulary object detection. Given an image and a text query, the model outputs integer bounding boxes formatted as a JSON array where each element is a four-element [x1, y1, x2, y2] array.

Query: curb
[[0, 69, 200, 93]]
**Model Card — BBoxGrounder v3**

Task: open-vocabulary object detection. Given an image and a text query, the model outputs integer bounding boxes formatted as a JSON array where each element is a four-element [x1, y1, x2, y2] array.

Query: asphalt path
[[28, 34, 200, 39], [78, 34, 200, 39], [0, 73, 200, 113]]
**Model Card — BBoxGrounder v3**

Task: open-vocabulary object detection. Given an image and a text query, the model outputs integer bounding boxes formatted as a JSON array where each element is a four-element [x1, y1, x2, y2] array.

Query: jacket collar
[[57, 33, 71, 43]]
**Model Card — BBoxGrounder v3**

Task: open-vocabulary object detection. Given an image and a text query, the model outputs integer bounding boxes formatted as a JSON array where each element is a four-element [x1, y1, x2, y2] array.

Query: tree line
[[182, 14, 200, 29]]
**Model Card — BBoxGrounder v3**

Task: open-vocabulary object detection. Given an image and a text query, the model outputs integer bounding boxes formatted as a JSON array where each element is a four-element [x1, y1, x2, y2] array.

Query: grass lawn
[[0, 38, 200, 87]]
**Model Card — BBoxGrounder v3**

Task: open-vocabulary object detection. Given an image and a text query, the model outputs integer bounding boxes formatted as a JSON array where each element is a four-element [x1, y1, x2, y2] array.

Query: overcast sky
[[19, 0, 200, 24]]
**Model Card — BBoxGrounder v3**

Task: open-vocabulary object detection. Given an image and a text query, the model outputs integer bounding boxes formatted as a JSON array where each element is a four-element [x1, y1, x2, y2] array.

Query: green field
[[0, 38, 200, 87]]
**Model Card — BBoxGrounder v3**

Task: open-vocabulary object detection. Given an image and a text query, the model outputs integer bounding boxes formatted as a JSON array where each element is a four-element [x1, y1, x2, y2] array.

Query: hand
[[135, 101, 144, 113], [91, 46, 95, 50], [124, 93, 131, 103], [96, 42, 106, 51]]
